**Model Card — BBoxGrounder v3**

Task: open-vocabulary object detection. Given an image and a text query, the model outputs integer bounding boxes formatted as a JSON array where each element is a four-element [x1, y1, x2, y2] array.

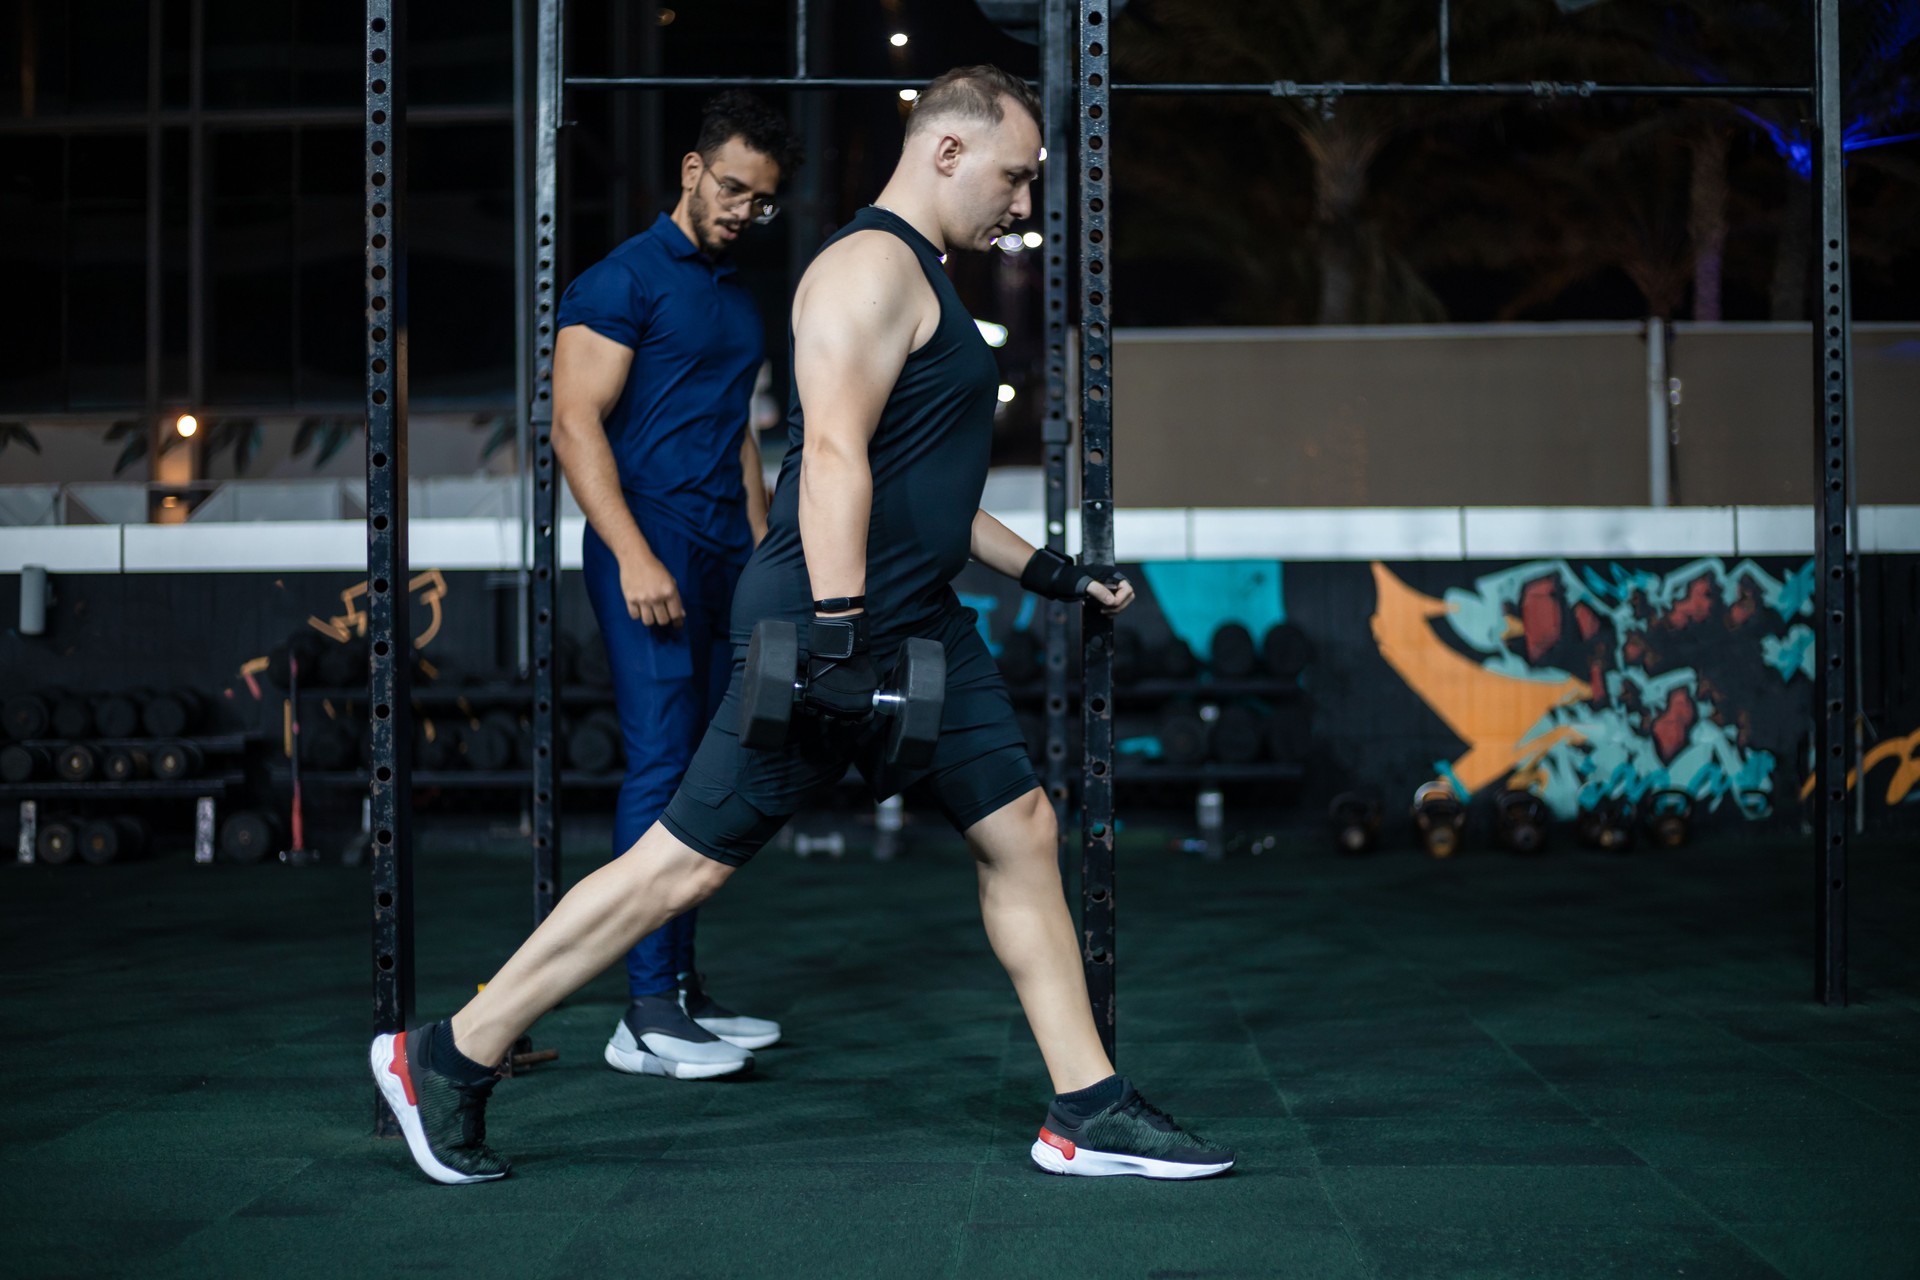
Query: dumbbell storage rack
[[6, 731, 252, 865], [274, 682, 627, 792]]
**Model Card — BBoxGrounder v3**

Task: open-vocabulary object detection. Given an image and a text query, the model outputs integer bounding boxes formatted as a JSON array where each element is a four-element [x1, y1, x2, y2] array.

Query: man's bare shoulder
[[798, 229, 924, 307]]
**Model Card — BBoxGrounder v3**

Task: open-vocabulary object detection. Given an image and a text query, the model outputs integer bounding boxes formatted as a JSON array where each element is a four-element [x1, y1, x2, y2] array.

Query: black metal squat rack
[[363, 0, 1857, 1130]]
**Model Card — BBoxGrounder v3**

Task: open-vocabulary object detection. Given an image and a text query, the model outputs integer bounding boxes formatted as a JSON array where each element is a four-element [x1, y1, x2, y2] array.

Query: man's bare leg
[[449, 822, 734, 1066], [965, 787, 1113, 1094]]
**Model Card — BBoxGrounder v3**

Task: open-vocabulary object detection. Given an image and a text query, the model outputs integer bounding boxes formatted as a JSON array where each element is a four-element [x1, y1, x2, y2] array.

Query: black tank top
[[730, 206, 1000, 653]]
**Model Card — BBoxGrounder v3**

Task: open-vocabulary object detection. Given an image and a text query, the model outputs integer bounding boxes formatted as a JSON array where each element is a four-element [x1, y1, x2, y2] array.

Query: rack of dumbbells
[[2, 685, 254, 866], [264, 629, 629, 856], [997, 616, 1314, 853]]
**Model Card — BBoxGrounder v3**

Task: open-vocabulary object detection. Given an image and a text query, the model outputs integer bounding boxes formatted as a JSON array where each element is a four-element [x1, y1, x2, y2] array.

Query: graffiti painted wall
[[952, 553, 1919, 832]]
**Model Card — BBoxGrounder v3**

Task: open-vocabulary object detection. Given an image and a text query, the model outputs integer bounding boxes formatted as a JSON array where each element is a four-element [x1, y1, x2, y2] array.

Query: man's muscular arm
[[551, 324, 684, 627], [970, 509, 1136, 616], [791, 235, 921, 611]]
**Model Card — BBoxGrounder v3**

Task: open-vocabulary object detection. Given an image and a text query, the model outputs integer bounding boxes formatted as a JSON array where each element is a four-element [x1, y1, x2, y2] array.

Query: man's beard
[[689, 189, 734, 259]]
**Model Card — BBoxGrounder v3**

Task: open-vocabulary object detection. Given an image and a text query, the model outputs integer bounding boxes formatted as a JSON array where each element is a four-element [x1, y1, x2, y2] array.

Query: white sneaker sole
[[697, 1021, 782, 1051], [1028, 1136, 1234, 1180], [603, 1025, 752, 1080], [369, 1032, 507, 1186]]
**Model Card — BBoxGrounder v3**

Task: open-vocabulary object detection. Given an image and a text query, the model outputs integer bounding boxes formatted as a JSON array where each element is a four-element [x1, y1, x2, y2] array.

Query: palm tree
[[1114, 0, 1547, 323]]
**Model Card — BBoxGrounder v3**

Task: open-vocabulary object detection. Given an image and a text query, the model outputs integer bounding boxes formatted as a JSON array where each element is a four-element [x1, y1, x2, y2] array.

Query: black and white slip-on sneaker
[[680, 971, 782, 1050], [369, 1025, 511, 1185], [1030, 1081, 1235, 1179], [605, 993, 754, 1079]]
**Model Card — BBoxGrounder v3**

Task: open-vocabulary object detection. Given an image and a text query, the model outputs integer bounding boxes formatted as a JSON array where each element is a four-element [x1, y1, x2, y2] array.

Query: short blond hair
[[905, 65, 1043, 140]]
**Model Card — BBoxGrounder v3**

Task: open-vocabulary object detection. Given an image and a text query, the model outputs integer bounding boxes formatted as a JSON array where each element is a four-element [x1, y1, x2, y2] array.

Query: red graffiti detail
[[1519, 578, 1562, 663], [1665, 578, 1715, 629], [1623, 634, 1648, 668], [1651, 689, 1697, 762], [1574, 603, 1600, 641], [1589, 659, 1608, 706]]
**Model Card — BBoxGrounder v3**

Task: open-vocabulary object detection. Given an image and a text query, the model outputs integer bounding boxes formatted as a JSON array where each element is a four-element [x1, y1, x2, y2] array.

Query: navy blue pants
[[582, 518, 746, 997]]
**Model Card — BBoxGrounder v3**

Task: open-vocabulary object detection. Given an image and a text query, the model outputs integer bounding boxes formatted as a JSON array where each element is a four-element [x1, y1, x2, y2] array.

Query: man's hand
[[803, 614, 877, 719], [620, 554, 685, 628], [1020, 548, 1136, 616]]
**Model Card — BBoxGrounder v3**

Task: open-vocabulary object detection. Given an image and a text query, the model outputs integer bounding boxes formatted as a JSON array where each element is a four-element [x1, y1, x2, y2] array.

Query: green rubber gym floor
[[2, 820, 1915, 1279]]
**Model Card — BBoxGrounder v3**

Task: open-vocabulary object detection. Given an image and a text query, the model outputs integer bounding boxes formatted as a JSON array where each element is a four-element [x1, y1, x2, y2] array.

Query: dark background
[[2, 0, 1915, 466]]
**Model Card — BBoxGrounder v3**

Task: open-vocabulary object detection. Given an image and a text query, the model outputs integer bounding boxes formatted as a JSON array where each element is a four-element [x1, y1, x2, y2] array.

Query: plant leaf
[[103, 418, 142, 443], [293, 416, 326, 456]]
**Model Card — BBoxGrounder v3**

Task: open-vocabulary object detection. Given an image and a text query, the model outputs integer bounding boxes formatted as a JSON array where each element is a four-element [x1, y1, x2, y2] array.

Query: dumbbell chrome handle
[[788, 681, 905, 713]]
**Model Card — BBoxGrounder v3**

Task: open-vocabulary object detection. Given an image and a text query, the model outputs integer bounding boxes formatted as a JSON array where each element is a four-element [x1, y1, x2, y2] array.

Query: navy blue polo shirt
[[556, 212, 765, 555]]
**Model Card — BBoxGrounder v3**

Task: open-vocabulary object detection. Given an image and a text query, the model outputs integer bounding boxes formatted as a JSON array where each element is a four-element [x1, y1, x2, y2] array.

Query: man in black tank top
[[370, 66, 1235, 1186]]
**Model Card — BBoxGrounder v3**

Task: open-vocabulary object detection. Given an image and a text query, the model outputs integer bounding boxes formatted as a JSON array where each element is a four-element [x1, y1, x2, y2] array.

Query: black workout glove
[[1020, 547, 1127, 602], [805, 613, 877, 720]]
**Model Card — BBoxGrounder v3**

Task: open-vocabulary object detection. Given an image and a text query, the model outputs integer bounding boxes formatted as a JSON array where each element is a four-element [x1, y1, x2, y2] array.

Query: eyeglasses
[[701, 166, 779, 225]]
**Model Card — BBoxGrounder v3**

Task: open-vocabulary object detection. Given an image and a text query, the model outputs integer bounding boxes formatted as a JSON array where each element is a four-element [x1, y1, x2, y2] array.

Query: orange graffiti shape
[[1370, 563, 1592, 793], [1800, 726, 1920, 807]]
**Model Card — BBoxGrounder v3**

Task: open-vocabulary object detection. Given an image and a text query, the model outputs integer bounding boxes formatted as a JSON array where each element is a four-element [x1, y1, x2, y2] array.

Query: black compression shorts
[[659, 606, 1042, 866]]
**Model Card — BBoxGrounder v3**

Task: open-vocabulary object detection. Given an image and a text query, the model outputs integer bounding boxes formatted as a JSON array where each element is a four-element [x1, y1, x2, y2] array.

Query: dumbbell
[[1155, 636, 1198, 679], [37, 815, 80, 865], [151, 741, 204, 781], [1261, 623, 1313, 679], [1412, 780, 1466, 858], [1493, 788, 1550, 854], [143, 687, 206, 738], [103, 747, 151, 782], [56, 743, 98, 782], [464, 709, 521, 771], [52, 692, 95, 739], [220, 809, 283, 864], [1329, 792, 1382, 854], [1210, 703, 1266, 765], [1, 744, 49, 783], [80, 816, 151, 865], [792, 831, 847, 859], [739, 621, 945, 771], [1159, 701, 1208, 767], [1210, 623, 1259, 679], [94, 691, 144, 738], [1642, 789, 1693, 848], [2, 691, 54, 739], [567, 709, 625, 774]]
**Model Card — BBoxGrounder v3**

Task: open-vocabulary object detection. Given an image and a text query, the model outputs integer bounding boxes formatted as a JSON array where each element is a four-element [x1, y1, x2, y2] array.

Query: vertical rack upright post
[[365, 0, 415, 1136], [529, 0, 565, 926], [1076, 0, 1116, 1061], [1810, 0, 1852, 1007]]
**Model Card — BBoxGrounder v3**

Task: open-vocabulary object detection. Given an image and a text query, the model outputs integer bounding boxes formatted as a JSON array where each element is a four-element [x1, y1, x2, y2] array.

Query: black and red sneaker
[[370, 1024, 511, 1185], [1030, 1081, 1234, 1179]]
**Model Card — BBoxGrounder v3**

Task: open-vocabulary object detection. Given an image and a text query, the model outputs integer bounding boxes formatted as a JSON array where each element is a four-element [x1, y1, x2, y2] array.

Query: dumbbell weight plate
[[740, 620, 800, 751], [1210, 624, 1259, 679], [884, 638, 946, 770], [1211, 704, 1266, 764], [1261, 623, 1313, 678], [0, 744, 46, 784], [52, 695, 94, 739], [220, 809, 281, 864], [94, 693, 142, 739], [38, 818, 79, 865], [104, 748, 150, 782], [152, 741, 203, 780], [79, 818, 122, 866], [57, 743, 97, 782]]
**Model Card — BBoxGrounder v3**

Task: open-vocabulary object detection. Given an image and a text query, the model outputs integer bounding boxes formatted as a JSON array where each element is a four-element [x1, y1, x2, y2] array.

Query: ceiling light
[[899, 89, 919, 102], [175, 414, 198, 439], [975, 320, 1009, 347], [997, 384, 1016, 404], [889, 32, 909, 47], [1022, 231, 1043, 248]]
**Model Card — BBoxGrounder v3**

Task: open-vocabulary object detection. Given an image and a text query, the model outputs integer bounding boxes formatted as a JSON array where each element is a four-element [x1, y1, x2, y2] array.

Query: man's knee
[[968, 786, 1057, 865], [620, 825, 735, 913]]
